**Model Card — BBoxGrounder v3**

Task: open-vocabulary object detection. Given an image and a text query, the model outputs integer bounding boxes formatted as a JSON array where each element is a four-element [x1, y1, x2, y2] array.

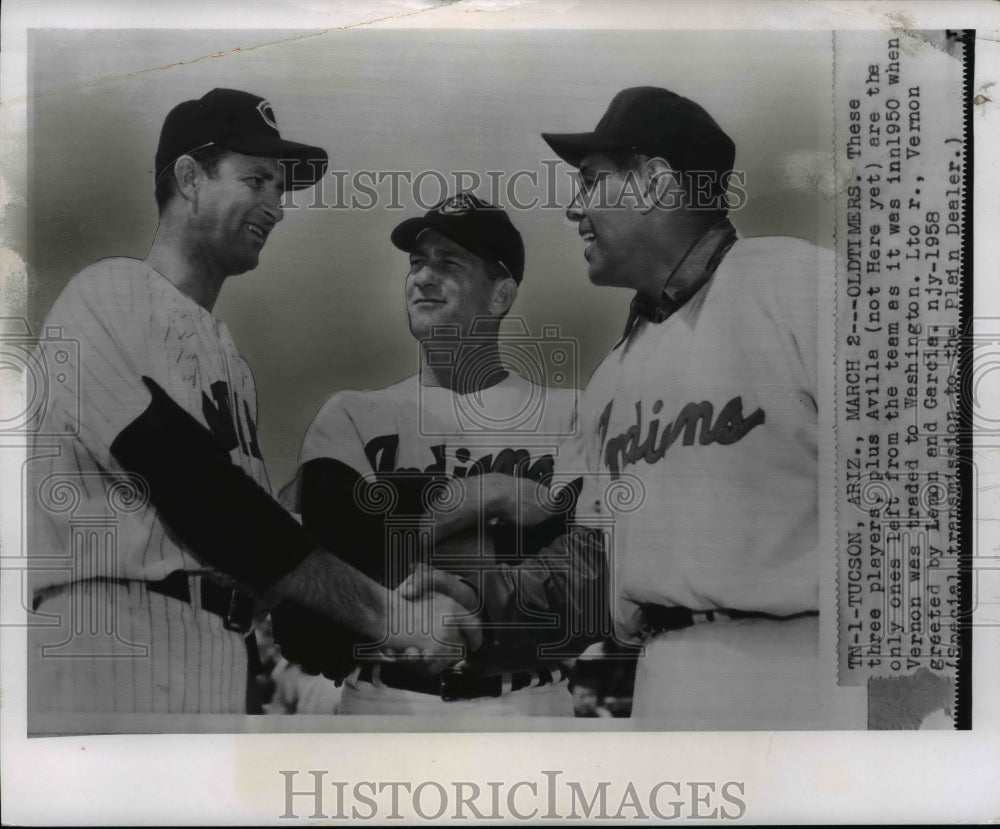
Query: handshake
[[380, 562, 484, 676], [273, 472, 583, 684], [375, 473, 563, 676]]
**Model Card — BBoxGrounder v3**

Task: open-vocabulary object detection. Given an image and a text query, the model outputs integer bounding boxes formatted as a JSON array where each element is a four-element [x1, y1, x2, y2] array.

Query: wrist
[[359, 586, 391, 641]]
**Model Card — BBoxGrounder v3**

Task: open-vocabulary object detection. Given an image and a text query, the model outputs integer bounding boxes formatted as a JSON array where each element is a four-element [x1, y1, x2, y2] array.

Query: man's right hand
[[381, 589, 483, 676], [397, 562, 479, 609]]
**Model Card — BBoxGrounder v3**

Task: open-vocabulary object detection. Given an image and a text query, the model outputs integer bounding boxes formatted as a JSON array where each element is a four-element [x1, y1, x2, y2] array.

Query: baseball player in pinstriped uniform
[[276, 193, 597, 716], [28, 89, 476, 716]]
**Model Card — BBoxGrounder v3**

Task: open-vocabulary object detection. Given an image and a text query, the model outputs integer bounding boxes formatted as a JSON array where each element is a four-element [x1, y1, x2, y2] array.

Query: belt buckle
[[440, 665, 489, 701], [223, 588, 255, 634], [439, 666, 466, 701]]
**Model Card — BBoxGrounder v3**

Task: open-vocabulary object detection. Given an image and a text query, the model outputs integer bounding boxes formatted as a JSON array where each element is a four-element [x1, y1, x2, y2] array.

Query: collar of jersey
[[618, 218, 739, 344]]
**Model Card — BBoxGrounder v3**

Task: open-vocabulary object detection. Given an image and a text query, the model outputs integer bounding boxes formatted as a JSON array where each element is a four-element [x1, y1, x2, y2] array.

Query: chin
[[586, 261, 609, 286], [229, 256, 259, 276], [407, 316, 433, 342]]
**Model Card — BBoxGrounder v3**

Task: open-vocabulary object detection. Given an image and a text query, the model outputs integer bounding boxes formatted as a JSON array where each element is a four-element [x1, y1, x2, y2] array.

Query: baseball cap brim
[[391, 214, 473, 257], [217, 133, 328, 190], [390, 214, 522, 283], [541, 131, 633, 169]]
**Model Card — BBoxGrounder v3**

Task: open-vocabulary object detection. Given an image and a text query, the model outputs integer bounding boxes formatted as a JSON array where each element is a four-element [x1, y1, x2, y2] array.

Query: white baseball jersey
[[29, 257, 268, 714], [564, 235, 827, 635], [282, 371, 576, 511], [280, 370, 577, 716]]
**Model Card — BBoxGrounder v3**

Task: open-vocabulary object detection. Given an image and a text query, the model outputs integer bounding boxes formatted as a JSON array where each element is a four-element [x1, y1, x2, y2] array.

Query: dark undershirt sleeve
[[110, 376, 314, 591], [271, 457, 410, 682]]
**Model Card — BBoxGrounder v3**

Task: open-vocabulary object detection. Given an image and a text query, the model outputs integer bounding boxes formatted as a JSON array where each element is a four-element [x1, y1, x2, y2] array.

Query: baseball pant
[[630, 614, 832, 729], [29, 578, 248, 715], [338, 666, 573, 717]]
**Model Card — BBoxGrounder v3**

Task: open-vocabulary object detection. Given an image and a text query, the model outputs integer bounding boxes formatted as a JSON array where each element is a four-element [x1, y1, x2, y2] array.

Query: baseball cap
[[541, 86, 735, 182], [390, 193, 525, 284], [155, 88, 328, 190]]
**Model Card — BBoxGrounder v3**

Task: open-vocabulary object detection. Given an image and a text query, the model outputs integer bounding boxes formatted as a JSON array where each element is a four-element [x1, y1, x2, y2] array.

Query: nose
[[565, 192, 584, 224], [411, 263, 439, 289], [263, 183, 285, 224]]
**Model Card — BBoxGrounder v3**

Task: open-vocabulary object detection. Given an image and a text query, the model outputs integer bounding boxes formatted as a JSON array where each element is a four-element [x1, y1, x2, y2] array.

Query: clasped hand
[[380, 565, 482, 675]]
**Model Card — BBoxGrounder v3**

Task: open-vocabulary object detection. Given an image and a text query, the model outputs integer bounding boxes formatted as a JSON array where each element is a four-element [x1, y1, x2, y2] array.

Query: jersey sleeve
[[768, 239, 825, 406], [272, 393, 390, 683], [278, 392, 372, 512], [46, 262, 212, 470], [550, 385, 603, 522]]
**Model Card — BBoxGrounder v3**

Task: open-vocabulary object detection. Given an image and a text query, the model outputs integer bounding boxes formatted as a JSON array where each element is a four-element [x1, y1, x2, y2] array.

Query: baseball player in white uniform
[[277, 193, 591, 717], [411, 87, 832, 728], [28, 89, 474, 717], [537, 86, 830, 728]]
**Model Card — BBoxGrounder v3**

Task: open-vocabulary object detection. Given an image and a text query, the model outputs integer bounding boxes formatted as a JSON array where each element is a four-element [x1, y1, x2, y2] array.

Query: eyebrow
[[414, 241, 469, 260], [244, 165, 278, 180]]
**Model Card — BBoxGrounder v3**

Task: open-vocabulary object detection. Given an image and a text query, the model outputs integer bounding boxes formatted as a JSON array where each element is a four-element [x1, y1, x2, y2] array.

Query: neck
[[145, 221, 227, 312], [420, 340, 507, 394], [631, 213, 722, 303]]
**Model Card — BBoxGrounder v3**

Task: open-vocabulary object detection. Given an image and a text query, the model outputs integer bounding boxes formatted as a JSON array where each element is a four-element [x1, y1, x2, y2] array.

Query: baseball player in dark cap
[[29, 88, 475, 716], [405, 87, 832, 727], [277, 192, 606, 716], [535, 85, 833, 727]]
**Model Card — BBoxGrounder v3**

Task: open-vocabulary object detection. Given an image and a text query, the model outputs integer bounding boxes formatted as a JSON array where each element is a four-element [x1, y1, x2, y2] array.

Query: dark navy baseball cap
[[155, 88, 328, 190], [390, 193, 525, 284], [542, 86, 735, 181]]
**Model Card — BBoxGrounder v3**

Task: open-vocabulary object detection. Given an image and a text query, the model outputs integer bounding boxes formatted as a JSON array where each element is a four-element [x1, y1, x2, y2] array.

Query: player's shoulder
[[56, 257, 186, 314], [69, 256, 152, 288], [725, 235, 832, 272], [47, 257, 158, 326], [720, 235, 830, 298], [312, 375, 417, 423], [55, 257, 136, 299]]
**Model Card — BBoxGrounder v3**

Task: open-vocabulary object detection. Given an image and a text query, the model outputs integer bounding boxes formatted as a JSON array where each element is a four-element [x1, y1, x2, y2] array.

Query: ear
[[491, 276, 518, 316], [641, 157, 681, 215], [172, 155, 201, 205]]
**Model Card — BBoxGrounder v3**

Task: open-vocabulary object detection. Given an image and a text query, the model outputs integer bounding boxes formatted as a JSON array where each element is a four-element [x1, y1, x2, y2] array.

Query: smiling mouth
[[244, 222, 268, 242], [580, 230, 596, 260]]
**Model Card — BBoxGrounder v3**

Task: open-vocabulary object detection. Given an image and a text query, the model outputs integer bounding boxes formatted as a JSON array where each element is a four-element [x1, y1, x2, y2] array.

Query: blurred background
[[27, 28, 834, 487]]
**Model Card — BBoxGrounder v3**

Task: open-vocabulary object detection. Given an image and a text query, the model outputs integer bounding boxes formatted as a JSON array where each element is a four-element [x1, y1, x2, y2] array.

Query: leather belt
[[355, 663, 560, 701], [640, 604, 819, 638], [33, 572, 255, 634]]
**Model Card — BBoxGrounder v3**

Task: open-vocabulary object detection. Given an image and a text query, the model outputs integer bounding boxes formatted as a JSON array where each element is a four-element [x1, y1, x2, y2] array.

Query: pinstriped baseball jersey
[[30, 257, 270, 595], [28, 580, 249, 715], [562, 236, 827, 634], [28, 258, 266, 715]]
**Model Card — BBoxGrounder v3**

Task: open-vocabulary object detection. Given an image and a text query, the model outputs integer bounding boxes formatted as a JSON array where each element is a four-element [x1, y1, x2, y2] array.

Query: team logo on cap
[[256, 100, 279, 130], [438, 194, 476, 215]]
